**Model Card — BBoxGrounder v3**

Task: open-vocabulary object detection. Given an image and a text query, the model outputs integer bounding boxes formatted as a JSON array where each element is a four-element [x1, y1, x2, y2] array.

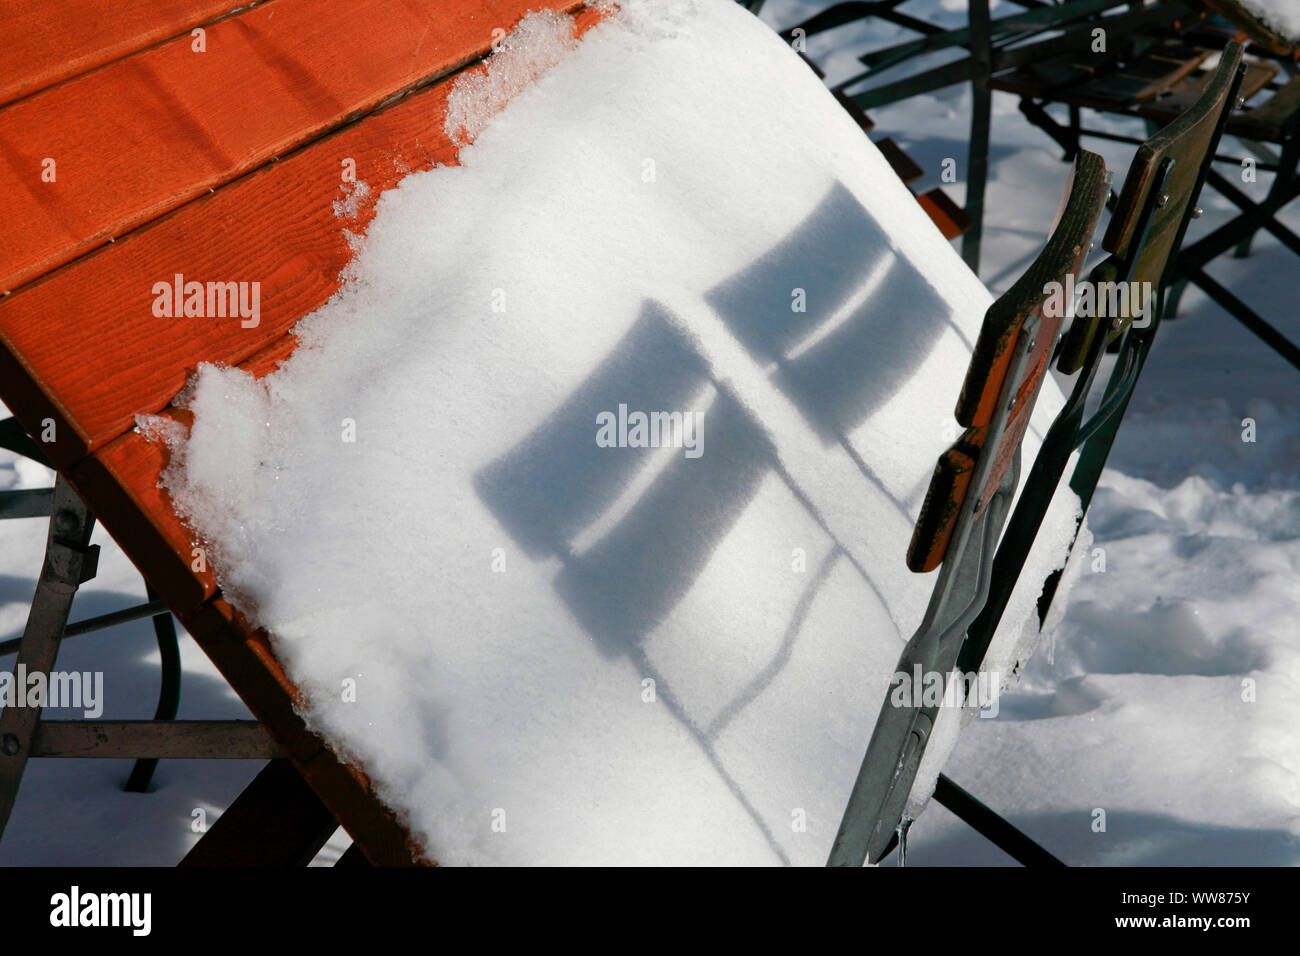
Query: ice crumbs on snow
[[144, 0, 1081, 865], [444, 9, 581, 146]]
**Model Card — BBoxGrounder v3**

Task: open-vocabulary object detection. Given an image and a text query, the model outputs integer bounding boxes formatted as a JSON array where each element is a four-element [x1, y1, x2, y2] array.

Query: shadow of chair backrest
[[705, 181, 952, 445], [475, 302, 776, 656], [476, 180, 954, 658], [474, 305, 716, 561]]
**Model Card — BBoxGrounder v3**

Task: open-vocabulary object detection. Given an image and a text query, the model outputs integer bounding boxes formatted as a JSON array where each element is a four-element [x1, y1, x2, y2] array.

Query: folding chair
[[764, 0, 1155, 271], [830, 41, 1246, 867], [988, 0, 1300, 369]]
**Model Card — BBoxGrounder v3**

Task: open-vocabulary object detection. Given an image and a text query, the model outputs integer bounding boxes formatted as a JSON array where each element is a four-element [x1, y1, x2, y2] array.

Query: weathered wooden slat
[[0, 3, 602, 471], [917, 187, 972, 239], [0, 0, 583, 293], [875, 137, 924, 184], [0, 0, 246, 107], [1228, 72, 1300, 141], [1, 70, 462, 471], [180, 759, 337, 867], [29, 720, 280, 758]]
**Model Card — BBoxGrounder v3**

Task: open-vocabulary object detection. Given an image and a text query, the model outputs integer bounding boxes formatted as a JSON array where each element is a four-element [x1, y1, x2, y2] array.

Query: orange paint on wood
[[0, 0, 246, 107], [0, 3, 606, 470], [2, 2, 610, 865], [0, 73, 462, 468], [0, 0, 584, 293]]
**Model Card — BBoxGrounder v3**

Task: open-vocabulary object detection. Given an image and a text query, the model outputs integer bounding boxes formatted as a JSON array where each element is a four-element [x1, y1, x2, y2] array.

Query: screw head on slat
[[1156, 193, 1171, 208], [1, 734, 20, 756]]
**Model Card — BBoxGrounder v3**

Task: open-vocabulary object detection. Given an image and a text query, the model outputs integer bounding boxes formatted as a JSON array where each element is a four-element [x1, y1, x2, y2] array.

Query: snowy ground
[[2, 0, 1297, 865]]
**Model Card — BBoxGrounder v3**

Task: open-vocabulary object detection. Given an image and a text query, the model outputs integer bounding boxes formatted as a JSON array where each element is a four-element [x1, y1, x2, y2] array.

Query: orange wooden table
[[0, 0, 606, 865]]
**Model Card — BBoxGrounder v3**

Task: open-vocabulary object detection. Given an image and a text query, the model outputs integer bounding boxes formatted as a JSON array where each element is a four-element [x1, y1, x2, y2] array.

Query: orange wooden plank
[[875, 137, 923, 185], [6, 4, 609, 864], [0, 70, 464, 469], [0, 0, 583, 293], [0, 0, 244, 107], [0, 4, 604, 469], [917, 188, 971, 240]]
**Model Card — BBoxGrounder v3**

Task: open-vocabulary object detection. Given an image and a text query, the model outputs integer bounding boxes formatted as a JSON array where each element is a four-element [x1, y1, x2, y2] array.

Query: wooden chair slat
[[876, 137, 924, 184], [917, 188, 972, 239], [0, 0, 583, 293], [1140, 60, 1276, 125], [1104, 43, 1245, 275], [1226, 71, 1300, 140], [909, 150, 1109, 572], [0, 0, 245, 107], [0, 62, 468, 468]]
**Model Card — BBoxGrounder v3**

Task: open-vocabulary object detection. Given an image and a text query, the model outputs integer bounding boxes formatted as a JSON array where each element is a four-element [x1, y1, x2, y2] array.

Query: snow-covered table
[[0, 0, 1080, 864]]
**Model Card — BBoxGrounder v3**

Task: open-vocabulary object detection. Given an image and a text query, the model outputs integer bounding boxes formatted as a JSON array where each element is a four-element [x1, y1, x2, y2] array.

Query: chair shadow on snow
[[473, 182, 958, 860], [476, 181, 954, 656]]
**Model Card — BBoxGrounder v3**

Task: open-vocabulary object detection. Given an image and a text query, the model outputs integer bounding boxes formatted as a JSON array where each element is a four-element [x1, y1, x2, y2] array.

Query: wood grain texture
[[0, 74, 463, 470], [0, 1, 599, 470], [3, 3, 610, 864], [0, 0, 246, 107], [0, 0, 583, 293]]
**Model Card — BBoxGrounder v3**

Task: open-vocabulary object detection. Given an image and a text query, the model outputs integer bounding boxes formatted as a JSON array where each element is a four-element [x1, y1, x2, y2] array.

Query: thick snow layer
[[1239, 0, 1300, 41], [6, 0, 1294, 870], [143, 0, 1076, 865]]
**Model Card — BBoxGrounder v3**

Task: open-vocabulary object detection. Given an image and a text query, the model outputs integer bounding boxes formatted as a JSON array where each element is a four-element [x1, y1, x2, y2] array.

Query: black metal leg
[[962, 0, 993, 274], [1068, 104, 1082, 157], [1021, 98, 1081, 161], [933, 774, 1066, 866], [124, 584, 182, 793], [1163, 275, 1190, 318]]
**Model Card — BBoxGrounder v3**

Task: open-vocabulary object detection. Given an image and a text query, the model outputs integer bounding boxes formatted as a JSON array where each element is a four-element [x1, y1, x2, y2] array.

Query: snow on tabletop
[[141, 0, 1080, 865]]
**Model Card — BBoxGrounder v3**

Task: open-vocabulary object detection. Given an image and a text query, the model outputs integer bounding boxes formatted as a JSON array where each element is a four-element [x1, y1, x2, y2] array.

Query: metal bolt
[[1156, 193, 1170, 208], [1, 734, 20, 756], [1191, 206, 1203, 219], [1235, 95, 1245, 109], [54, 509, 79, 533]]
